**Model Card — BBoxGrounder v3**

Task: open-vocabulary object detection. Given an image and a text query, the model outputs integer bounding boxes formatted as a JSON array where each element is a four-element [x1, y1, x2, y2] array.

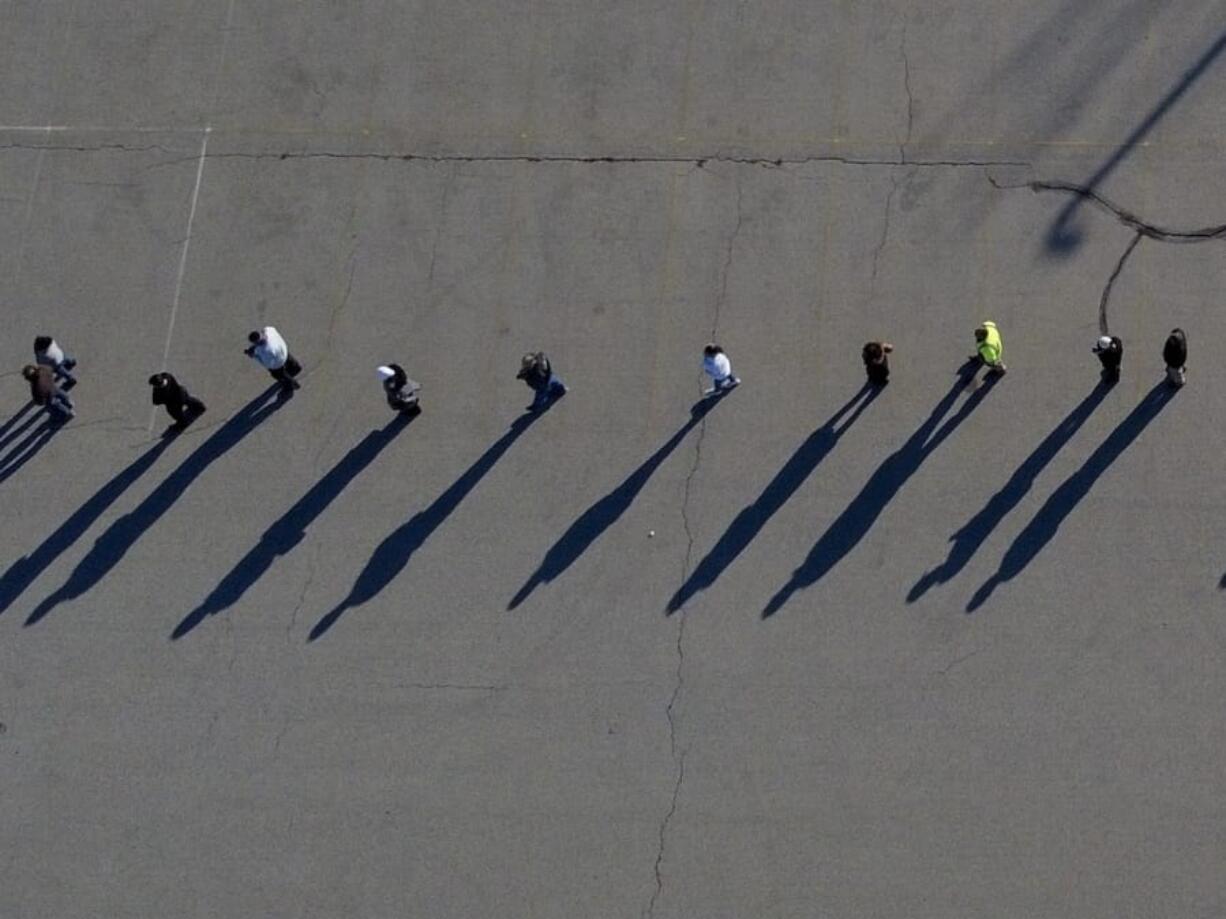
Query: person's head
[[703, 343, 723, 357], [376, 365, 396, 382], [248, 330, 263, 345], [1170, 327, 1185, 338], [516, 353, 537, 379], [148, 373, 167, 387], [33, 336, 52, 353], [21, 364, 38, 380], [1094, 335, 1113, 353], [974, 327, 988, 342], [864, 342, 883, 362]]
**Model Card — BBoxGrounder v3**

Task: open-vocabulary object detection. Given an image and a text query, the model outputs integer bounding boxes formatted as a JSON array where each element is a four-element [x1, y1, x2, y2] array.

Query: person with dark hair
[[377, 364, 421, 415], [862, 341, 894, 385], [34, 335, 77, 388], [701, 343, 740, 395], [244, 327, 301, 391], [22, 364, 74, 423], [972, 321, 1006, 374], [149, 372, 207, 430], [1163, 328, 1187, 387], [1092, 335, 1123, 382], [516, 351, 566, 412]]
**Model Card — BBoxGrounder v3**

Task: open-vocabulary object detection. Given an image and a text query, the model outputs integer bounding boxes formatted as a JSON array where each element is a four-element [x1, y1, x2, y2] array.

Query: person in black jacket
[[862, 341, 894, 385], [516, 351, 567, 411], [1092, 335, 1123, 382], [1163, 328, 1187, 387], [377, 364, 421, 415], [149, 372, 206, 430]]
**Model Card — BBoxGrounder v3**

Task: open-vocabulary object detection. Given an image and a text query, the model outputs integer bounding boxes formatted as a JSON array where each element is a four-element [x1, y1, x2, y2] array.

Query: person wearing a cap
[[1163, 328, 1187, 387], [149, 372, 207, 430], [861, 341, 894, 386], [244, 326, 301, 391], [1092, 334, 1123, 382], [516, 351, 566, 412], [972, 321, 1006, 374], [377, 364, 421, 415], [702, 343, 740, 395]]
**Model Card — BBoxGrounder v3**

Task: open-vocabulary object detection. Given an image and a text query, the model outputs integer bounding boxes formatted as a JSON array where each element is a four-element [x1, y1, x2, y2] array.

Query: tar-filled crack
[[989, 175, 1226, 333]]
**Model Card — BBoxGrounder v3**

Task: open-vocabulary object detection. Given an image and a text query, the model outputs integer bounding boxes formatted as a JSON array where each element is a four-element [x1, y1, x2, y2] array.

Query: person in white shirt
[[245, 327, 301, 391], [34, 335, 77, 388], [702, 343, 740, 395]]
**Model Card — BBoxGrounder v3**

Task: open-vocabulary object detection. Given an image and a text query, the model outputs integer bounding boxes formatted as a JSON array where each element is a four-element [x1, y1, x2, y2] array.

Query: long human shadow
[[172, 413, 413, 639], [1047, 29, 1226, 253], [666, 383, 880, 615], [26, 386, 289, 626], [763, 362, 997, 618], [908, 378, 1113, 603], [0, 436, 175, 616], [509, 395, 725, 611], [967, 381, 1176, 612], [0, 402, 36, 446], [0, 418, 59, 484], [309, 412, 542, 641]]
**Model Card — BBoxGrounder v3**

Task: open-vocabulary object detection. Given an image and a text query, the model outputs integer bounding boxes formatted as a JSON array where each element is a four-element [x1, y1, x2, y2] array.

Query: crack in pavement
[[426, 162, 457, 292], [392, 682, 506, 693], [1098, 232, 1143, 335]]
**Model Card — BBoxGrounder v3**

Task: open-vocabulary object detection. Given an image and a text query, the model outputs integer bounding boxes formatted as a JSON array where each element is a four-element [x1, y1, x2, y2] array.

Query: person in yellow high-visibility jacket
[[973, 321, 1007, 374]]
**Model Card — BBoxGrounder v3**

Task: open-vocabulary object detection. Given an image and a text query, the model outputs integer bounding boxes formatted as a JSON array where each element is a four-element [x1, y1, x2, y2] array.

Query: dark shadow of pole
[[763, 362, 996, 619], [172, 413, 413, 639], [1047, 30, 1226, 253], [509, 395, 725, 611], [309, 411, 543, 642], [0, 402, 36, 445], [666, 383, 880, 615], [0, 436, 175, 616], [967, 381, 1176, 612], [908, 378, 1113, 602], [26, 385, 290, 626], [0, 419, 59, 484]]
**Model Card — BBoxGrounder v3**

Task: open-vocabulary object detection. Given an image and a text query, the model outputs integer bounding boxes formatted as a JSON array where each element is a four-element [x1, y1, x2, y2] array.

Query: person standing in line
[[517, 351, 567, 412], [149, 372, 207, 430], [1163, 328, 1187, 386], [972, 321, 1007, 374], [702, 343, 740, 396], [34, 335, 77, 388], [245, 327, 301, 391], [22, 364, 74, 423], [862, 341, 895, 386], [377, 364, 421, 415], [1092, 335, 1123, 382]]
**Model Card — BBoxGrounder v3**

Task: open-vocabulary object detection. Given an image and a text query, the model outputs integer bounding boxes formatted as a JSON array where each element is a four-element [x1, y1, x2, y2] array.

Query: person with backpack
[[972, 321, 1007, 374], [862, 341, 894, 385], [1163, 328, 1187, 387], [516, 351, 567, 412], [377, 364, 421, 415], [1092, 335, 1123, 382]]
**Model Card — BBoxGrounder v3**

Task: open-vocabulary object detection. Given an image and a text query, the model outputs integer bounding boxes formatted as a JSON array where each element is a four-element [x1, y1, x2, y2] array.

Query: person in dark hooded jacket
[[1163, 328, 1187, 386], [862, 341, 894, 385], [516, 351, 567, 411], [149, 372, 206, 430]]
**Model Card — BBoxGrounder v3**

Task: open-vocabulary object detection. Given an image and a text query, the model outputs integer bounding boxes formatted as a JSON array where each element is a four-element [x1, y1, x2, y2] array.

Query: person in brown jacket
[[22, 364, 74, 423]]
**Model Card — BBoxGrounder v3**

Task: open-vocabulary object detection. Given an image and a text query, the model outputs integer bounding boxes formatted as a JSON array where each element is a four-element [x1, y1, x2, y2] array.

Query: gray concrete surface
[[3, 2, 1226, 916]]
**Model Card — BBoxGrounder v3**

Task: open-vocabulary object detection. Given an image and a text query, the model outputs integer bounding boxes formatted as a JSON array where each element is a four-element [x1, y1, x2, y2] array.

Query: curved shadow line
[[968, 381, 1176, 612], [908, 379, 1112, 603], [309, 412, 542, 642], [510, 396, 724, 610], [666, 383, 879, 615], [764, 363, 995, 618], [26, 386, 289, 626], [0, 436, 174, 616], [172, 413, 413, 639]]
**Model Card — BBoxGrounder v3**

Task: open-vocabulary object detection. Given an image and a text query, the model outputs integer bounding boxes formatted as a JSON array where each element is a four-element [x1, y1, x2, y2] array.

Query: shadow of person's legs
[[510, 396, 724, 610], [666, 383, 880, 615], [309, 412, 544, 642], [26, 386, 290, 626], [968, 381, 1177, 612], [172, 412, 414, 639], [909, 378, 1113, 602], [764, 364, 996, 618]]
